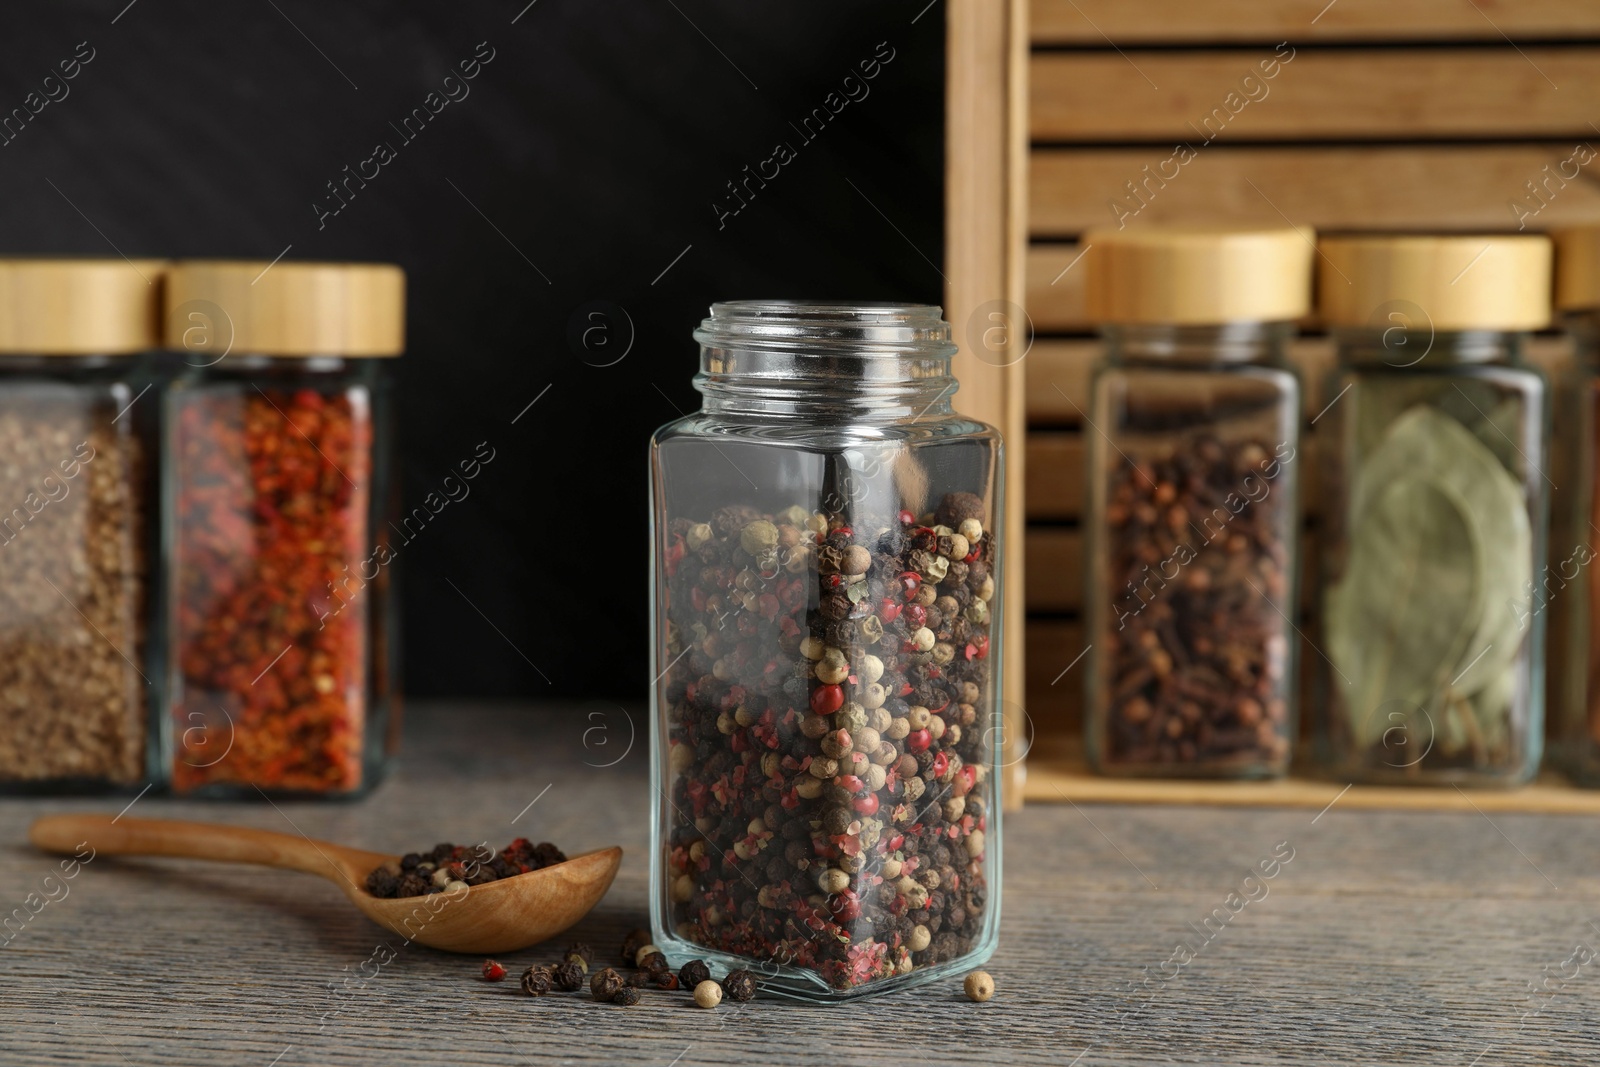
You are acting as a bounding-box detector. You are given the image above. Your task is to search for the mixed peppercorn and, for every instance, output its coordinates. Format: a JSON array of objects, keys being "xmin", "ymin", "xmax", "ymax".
[
  {"xmin": 170, "ymin": 386, "xmax": 374, "ymax": 794},
  {"xmin": 659, "ymin": 495, "xmax": 995, "ymax": 990},
  {"xmin": 364, "ymin": 838, "xmax": 567, "ymax": 898}
]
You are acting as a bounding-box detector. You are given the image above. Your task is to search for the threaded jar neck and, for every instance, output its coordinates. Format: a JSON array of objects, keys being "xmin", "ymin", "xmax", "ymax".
[
  {"xmin": 1332, "ymin": 327, "xmax": 1523, "ymax": 368},
  {"xmin": 1101, "ymin": 321, "xmax": 1294, "ymax": 366},
  {"xmin": 693, "ymin": 301, "xmax": 960, "ymax": 419}
]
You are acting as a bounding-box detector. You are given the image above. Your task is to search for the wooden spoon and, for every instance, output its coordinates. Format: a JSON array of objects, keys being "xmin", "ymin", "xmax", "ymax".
[{"xmin": 30, "ymin": 814, "xmax": 621, "ymax": 954}]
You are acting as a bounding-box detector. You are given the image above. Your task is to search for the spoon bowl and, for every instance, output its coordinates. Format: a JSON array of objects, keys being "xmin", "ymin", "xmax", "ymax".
[{"xmin": 30, "ymin": 814, "xmax": 621, "ymax": 954}]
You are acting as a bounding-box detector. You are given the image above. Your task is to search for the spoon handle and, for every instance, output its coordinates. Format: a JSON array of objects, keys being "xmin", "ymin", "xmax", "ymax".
[{"xmin": 30, "ymin": 814, "xmax": 360, "ymax": 881}]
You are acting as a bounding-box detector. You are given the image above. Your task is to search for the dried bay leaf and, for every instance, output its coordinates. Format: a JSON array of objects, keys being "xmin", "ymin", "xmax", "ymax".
[
  {"xmin": 1352, "ymin": 406, "xmax": 1531, "ymax": 701},
  {"xmin": 1327, "ymin": 476, "xmax": 1483, "ymax": 746}
]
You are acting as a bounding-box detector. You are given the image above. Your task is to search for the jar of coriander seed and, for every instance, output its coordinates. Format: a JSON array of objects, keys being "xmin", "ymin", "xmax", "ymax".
[
  {"xmin": 1081, "ymin": 226, "xmax": 1311, "ymax": 779},
  {"xmin": 650, "ymin": 301, "xmax": 1003, "ymax": 1001},
  {"xmin": 1550, "ymin": 225, "xmax": 1600, "ymax": 786},
  {"xmin": 162, "ymin": 261, "xmax": 403, "ymax": 798},
  {"xmin": 1315, "ymin": 235, "xmax": 1551, "ymax": 786},
  {"xmin": 0, "ymin": 259, "xmax": 163, "ymax": 792}
]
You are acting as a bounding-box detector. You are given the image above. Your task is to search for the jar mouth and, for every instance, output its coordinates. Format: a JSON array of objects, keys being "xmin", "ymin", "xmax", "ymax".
[{"xmin": 696, "ymin": 301, "xmax": 958, "ymax": 359}]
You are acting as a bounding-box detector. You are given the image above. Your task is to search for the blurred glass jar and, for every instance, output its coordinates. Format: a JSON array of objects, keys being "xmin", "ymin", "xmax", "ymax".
[
  {"xmin": 650, "ymin": 301, "xmax": 1003, "ymax": 1000},
  {"xmin": 1315, "ymin": 235, "xmax": 1550, "ymax": 786},
  {"xmin": 0, "ymin": 259, "xmax": 162, "ymax": 791},
  {"xmin": 1550, "ymin": 226, "xmax": 1600, "ymax": 786},
  {"xmin": 163, "ymin": 261, "xmax": 403, "ymax": 797},
  {"xmin": 1081, "ymin": 227, "xmax": 1311, "ymax": 779}
]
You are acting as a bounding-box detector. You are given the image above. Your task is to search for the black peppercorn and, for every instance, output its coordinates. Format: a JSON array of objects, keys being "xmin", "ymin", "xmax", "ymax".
[
  {"xmin": 723, "ymin": 969, "xmax": 758, "ymax": 1002},
  {"xmin": 591, "ymin": 967, "xmax": 624, "ymax": 1002},
  {"xmin": 564, "ymin": 942, "xmax": 594, "ymax": 968},
  {"xmin": 619, "ymin": 928, "xmax": 651, "ymax": 966},
  {"xmin": 679, "ymin": 959, "xmax": 712, "ymax": 989},
  {"xmin": 364, "ymin": 867, "xmax": 398, "ymax": 898},
  {"xmin": 639, "ymin": 951, "xmax": 669, "ymax": 973},
  {"xmin": 625, "ymin": 970, "xmax": 651, "ymax": 988},
  {"xmin": 400, "ymin": 852, "xmax": 422, "ymax": 870},
  {"xmin": 652, "ymin": 971, "xmax": 680, "ymax": 990},
  {"xmin": 614, "ymin": 986, "xmax": 641, "ymax": 1006},
  {"xmin": 521, "ymin": 966, "xmax": 553, "ymax": 996},
  {"xmin": 396, "ymin": 873, "xmax": 429, "ymax": 897},
  {"xmin": 552, "ymin": 961, "xmax": 585, "ymax": 991}
]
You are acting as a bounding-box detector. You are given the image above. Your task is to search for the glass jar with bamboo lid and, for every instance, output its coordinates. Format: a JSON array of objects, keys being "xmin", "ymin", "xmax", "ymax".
[
  {"xmin": 0, "ymin": 258, "xmax": 163, "ymax": 791},
  {"xmin": 1549, "ymin": 225, "xmax": 1600, "ymax": 786},
  {"xmin": 1314, "ymin": 234, "xmax": 1551, "ymax": 786},
  {"xmin": 1081, "ymin": 226, "xmax": 1312, "ymax": 779},
  {"xmin": 163, "ymin": 261, "xmax": 404, "ymax": 797}
]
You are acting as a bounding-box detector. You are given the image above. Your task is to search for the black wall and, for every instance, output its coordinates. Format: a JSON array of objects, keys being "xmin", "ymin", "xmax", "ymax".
[{"xmin": 0, "ymin": 1, "xmax": 945, "ymax": 699}]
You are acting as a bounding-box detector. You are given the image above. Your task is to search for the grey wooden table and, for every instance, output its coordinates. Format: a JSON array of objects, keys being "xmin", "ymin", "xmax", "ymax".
[{"xmin": 3, "ymin": 702, "xmax": 1596, "ymax": 1066}]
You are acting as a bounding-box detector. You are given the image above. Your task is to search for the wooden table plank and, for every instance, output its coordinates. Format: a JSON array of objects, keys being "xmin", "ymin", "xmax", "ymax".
[{"xmin": 5, "ymin": 702, "xmax": 1600, "ymax": 1066}]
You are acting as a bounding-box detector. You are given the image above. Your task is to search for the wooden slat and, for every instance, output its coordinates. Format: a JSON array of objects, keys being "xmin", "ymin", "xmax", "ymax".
[
  {"xmin": 947, "ymin": 0, "xmax": 1029, "ymax": 807},
  {"xmin": 1031, "ymin": 0, "xmax": 1600, "ymax": 45},
  {"xmin": 1030, "ymin": 145, "xmax": 1600, "ymax": 235},
  {"xmin": 1024, "ymin": 526, "xmax": 1081, "ymax": 612},
  {"xmin": 1024, "ymin": 431, "xmax": 1083, "ymax": 520},
  {"xmin": 1023, "ymin": 617, "xmax": 1082, "ymax": 735},
  {"xmin": 1032, "ymin": 48, "xmax": 1600, "ymax": 142},
  {"xmin": 1025, "ymin": 244, "xmax": 1088, "ymax": 333},
  {"xmin": 1022, "ymin": 738, "xmax": 1600, "ymax": 811}
]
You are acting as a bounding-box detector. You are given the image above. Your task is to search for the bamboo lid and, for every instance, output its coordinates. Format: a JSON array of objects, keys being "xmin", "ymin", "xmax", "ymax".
[
  {"xmin": 165, "ymin": 260, "xmax": 405, "ymax": 357},
  {"xmin": 1082, "ymin": 225, "xmax": 1314, "ymax": 326},
  {"xmin": 1318, "ymin": 235, "xmax": 1551, "ymax": 331},
  {"xmin": 1552, "ymin": 226, "xmax": 1600, "ymax": 311},
  {"xmin": 0, "ymin": 258, "xmax": 164, "ymax": 354}
]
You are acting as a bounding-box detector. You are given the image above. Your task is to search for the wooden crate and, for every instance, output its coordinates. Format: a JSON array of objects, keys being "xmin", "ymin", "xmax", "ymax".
[{"xmin": 1005, "ymin": 2, "xmax": 1600, "ymax": 807}]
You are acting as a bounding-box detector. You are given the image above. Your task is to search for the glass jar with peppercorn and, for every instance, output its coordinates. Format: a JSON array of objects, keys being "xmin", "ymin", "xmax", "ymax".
[
  {"xmin": 162, "ymin": 261, "xmax": 403, "ymax": 797},
  {"xmin": 1080, "ymin": 226, "xmax": 1312, "ymax": 779},
  {"xmin": 1315, "ymin": 235, "xmax": 1551, "ymax": 786},
  {"xmin": 0, "ymin": 259, "xmax": 163, "ymax": 792},
  {"xmin": 650, "ymin": 301, "xmax": 1003, "ymax": 1000},
  {"xmin": 1546, "ymin": 226, "xmax": 1600, "ymax": 786}
]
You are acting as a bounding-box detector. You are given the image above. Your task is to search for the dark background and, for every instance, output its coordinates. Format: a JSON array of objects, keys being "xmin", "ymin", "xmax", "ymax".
[{"xmin": 0, "ymin": 0, "xmax": 945, "ymax": 699}]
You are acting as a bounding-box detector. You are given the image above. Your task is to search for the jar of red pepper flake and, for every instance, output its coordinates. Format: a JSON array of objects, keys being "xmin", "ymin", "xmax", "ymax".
[
  {"xmin": 162, "ymin": 261, "xmax": 403, "ymax": 797},
  {"xmin": 650, "ymin": 302, "xmax": 1004, "ymax": 1000},
  {"xmin": 0, "ymin": 259, "xmax": 163, "ymax": 792}
]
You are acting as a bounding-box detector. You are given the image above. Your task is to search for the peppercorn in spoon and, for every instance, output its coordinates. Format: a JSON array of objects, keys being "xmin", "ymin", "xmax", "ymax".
[{"xmin": 29, "ymin": 814, "xmax": 621, "ymax": 954}]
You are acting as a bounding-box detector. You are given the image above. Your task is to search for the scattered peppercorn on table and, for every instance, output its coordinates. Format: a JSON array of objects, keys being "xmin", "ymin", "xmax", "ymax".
[{"xmin": 4, "ymin": 701, "xmax": 1598, "ymax": 1065}]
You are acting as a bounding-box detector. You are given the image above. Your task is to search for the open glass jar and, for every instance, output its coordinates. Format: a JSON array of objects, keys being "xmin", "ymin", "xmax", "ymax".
[
  {"xmin": 162, "ymin": 261, "xmax": 403, "ymax": 797},
  {"xmin": 650, "ymin": 301, "xmax": 1003, "ymax": 1000},
  {"xmin": 1315, "ymin": 235, "xmax": 1551, "ymax": 786},
  {"xmin": 1550, "ymin": 226, "xmax": 1600, "ymax": 786},
  {"xmin": 0, "ymin": 259, "xmax": 162, "ymax": 791},
  {"xmin": 1081, "ymin": 227, "xmax": 1311, "ymax": 779}
]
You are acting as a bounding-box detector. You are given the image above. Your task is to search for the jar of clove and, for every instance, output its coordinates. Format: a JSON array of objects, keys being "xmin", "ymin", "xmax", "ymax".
[
  {"xmin": 1081, "ymin": 227, "xmax": 1311, "ymax": 778},
  {"xmin": 651, "ymin": 301, "xmax": 1003, "ymax": 1000},
  {"xmin": 1548, "ymin": 226, "xmax": 1600, "ymax": 786},
  {"xmin": 0, "ymin": 259, "xmax": 162, "ymax": 791},
  {"xmin": 162, "ymin": 261, "xmax": 403, "ymax": 797},
  {"xmin": 1315, "ymin": 235, "xmax": 1551, "ymax": 786}
]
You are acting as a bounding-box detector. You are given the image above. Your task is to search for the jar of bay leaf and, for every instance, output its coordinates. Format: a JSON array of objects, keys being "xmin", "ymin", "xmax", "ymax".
[
  {"xmin": 1315, "ymin": 235, "xmax": 1551, "ymax": 786},
  {"xmin": 1549, "ymin": 226, "xmax": 1600, "ymax": 786},
  {"xmin": 1082, "ymin": 226, "xmax": 1311, "ymax": 778}
]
